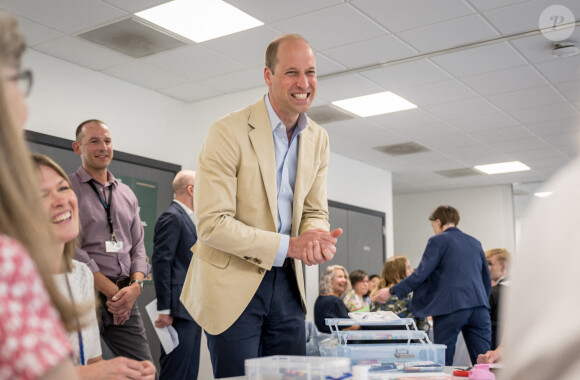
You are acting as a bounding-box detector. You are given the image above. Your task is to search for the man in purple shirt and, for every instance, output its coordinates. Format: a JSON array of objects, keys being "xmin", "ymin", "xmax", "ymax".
[{"xmin": 70, "ymin": 119, "xmax": 154, "ymax": 365}]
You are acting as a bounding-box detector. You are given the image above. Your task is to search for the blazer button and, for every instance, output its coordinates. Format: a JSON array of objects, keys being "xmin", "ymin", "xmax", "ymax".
[
  {"xmin": 253, "ymin": 258, "xmax": 262, "ymax": 264},
  {"xmin": 258, "ymin": 269, "xmax": 265, "ymax": 274},
  {"xmin": 244, "ymin": 256, "xmax": 251, "ymax": 260}
]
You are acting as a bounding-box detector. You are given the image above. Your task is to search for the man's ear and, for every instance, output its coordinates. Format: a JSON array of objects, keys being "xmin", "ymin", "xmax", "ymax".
[
  {"xmin": 72, "ymin": 141, "xmax": 81, "ymax": 155},
  {"xmin": 264, "ymin": 67, "xmax": 272, "ymax": 86}
]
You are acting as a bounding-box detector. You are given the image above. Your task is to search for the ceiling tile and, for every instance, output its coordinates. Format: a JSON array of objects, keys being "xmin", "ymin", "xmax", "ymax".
[
  {"xmin": 534, "ymin": 55, "xmax": 580, "ymax": 84},
  {"xmin": 525, "ymin": 117, "xmax": 580, "ymax": 136},
  {"xmin": 469, "ymin": 0, "xmax": 528, "ymax": 11},
  {"xmin": 103, "ymin": 61, "xmax": 185, "ymax": 90},
  {"xmin": 470, "ymin": 125, "xmax": 536, "ymax": 143},
  {"xmin": 446, "ymin": 145, "xmax": 505, "ymax": 160},
  {"xmin": 425, "ymin": 97, "xmax": 499, "ymax": 120},
  {"xmin": 392, "ymin": 122, "xmax": 460, "ymax": 140},
  {"xmin": 0, "ymin": 0, "xmax": 126, "ymax": 34},
  {"xmin": 556, "ymin": 80, "xmax": 580, "ymax": 104},
  {"xmin": 13, "ymin": 16, "xmax": 63, "ymax": 46},
  {"xmin": 322, "ymin": 35, "xmax": 416, "ymax": 69},
  {"xmin": 143, "ymin": 45, "xmax": 245, "ymax": 81},
  {"xmin": 487, "ymin": 85, "xmax": 566, "ymax": 111},
  {"xmin": 202, "ymin": 26, "xmax": 280, "ymax": 68},
  {"xmin": 490, "ymin": 137, "xmax": 551, "ymax": 154},
  {"xmin": 199, "ymin": 68, "xmax": 265, "ymax": 93},
  {"xmin": 159, "ymin": 82, "xmax": 222, "ymax": 102},
  {"xmin": 317, "ymin": 73, "xmax": 384, "ymax": 102},
  {"xmin": 396, "ymin": 79, "xmax": 478, "ymax": 106},
  {"xmin": 461, "ymin": 66, "xmax": 548, "ymax": 95},
  {"xmin": 225, "ymin": 0, "xmax": 342, "ymax": 23},
  {"xmin": 103, "ymin": 0, "xmax": 171, "ymax": 13},
  {"xmin": 482, "ymin": 0, "xmax": 580, "ymax": 35},
  {"xmin": 509, "ymin": 102, "xmax": 579, "ymax": 124},
  {"xmin": 509, "ymin": 33, "xmax": 569, "ymax": 64},
  {"xmin": 315, "ymin": 53, "xmax": 347, "ymax": 77},
  {"xmin": 449, "ymin": 112, "xmax": 519, "ymax": 132},
  {"xmin": 370, "ymin": 108, "xmax": 442, "ymax": 129},
  {"xmin": 418, "ymin": 132, "xmax": 480, "ymax": 150},
  {"xmin": 34, "ymin": 36, "xmax": 133, "ymax": 70},
  {"xmin": 352, "ymin": 0, "xmax": 474, "ymax": 32},
  {"xmin": 360, "ymin": 59, "xmax": 451, "ymax": 90},
  {"xmin": 398, "ymin": 14, "xmax": 498, "ymax": 53},
  {"xmin": 431, "ymin": 42, "xmax": 527, "ymax": 77},
  {"xmin": 272, "ymin": 4, "xmax": 385, "ymax": 51},
  {"xmin": 542, "ymin": 131, "xmax": 580, "ymax": 148}
]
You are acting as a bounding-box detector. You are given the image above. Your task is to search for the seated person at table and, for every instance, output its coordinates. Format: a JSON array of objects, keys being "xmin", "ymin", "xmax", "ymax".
[
  {"xmin": 314, "ymin": 265, "xmax": 359, "ymax": 333},
  {"xmin": 485, "ymin": 248, "xmax": 511, "ymax": 350},
  {"xmin": 371, "ymin": 255, "xmax": 429, "ymax": 331},
  {"xmin": 343, "ymin": 269, "xmax": 371, "ymax": 312}
]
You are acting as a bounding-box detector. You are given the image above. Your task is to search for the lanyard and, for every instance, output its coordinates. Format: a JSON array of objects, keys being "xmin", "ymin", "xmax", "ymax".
[
  {"xmin": 87, "ymin": 181, "xmax": 116, "ymax": 242},
  {"xmin": 64, "ymin": 273, "xmax": 85, "ymax": 365}
]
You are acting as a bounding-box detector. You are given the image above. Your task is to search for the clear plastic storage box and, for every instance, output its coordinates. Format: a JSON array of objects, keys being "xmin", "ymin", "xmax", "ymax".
[
  {"xmin": 320, "ymin": 317, "xmax": 446, "ymax": 373},
  {"xmin": 245, "ymin": 355, "xmax": 351, "ymax": 380}
]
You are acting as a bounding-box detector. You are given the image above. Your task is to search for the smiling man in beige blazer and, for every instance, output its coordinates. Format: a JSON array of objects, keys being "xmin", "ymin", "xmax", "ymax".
[{"xmin": 181, "ymin": 34, "xmax": 342, "ymax": 378}]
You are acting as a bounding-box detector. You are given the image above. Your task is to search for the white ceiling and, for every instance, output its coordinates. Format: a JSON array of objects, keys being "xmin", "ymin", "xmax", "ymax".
[{"xmin": 2, "ymin": 0, "xmax": 580, "ymax": 214}]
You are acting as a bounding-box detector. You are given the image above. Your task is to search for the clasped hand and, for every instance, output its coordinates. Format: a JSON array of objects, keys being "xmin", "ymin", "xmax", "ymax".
[
  {"xmin": 288, "ymin": 228, "xmax": 343, "ymax": 265},
  {"xmin": 106, "ymin": 286, "xmax": 139, "ymax": 325}
]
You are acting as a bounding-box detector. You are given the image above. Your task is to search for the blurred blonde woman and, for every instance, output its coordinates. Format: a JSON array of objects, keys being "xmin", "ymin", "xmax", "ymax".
[
  {"xmin": 0, "ymin": 12, "xmax": 80, "ymax": 379},
  {"xmin": 314, "ymin": 265, "xmax": 359, "ymax": 333},
  {"xmin": 371, "ymin": 255, "xmax": 428, "ymax": 331}
]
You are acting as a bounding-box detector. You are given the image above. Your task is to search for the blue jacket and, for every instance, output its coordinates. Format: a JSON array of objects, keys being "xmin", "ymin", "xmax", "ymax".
[
  {"xmin": 392, "ymin": 227, "xmax": 491, "ymax": 318},
  {"xmin": 152, "ymin": 202, "xmax": 197, "ymax": 320}
]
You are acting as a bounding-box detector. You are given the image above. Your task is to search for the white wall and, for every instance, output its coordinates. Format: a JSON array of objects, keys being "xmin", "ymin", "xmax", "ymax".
[
  {"xmin": 393, "ymin": 185, "xmax": 516, "ymax": 268},
  {"xmin": 24, "ymin": 50, "xmax": 190, "ymax": 167}
]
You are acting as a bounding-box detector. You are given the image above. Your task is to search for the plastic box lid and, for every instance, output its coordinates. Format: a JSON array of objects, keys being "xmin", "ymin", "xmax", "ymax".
[{"xmin": 245, "ymin": 355, "xmax": 351, "ymax": 380}]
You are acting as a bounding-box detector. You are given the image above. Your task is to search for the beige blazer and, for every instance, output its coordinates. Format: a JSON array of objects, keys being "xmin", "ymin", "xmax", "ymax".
[{"xmin": 180, "ymin": 97, "xmax": 331, "ymax": 335}]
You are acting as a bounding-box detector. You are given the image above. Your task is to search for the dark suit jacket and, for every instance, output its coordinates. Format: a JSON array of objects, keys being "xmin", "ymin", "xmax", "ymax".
[
  {"xmin": 153, "ymin": 201, "xmax": 197, "ymax": 321},
  {"xmin": 393, "ymin": 227, "xmax": 491, "ymax": 319}
]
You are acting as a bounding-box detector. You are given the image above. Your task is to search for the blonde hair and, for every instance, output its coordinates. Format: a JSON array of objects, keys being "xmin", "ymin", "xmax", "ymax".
[
  {"xmin": 319, "ymin": 265, "xmax": 350, "ymax": 297},
  {"xmin": 0, "ymin": 13, "xmax": 80, "ymax": 332},
  {"xmin": 485, "ymin": 248, "xmax": 511, "ymax": 267},
  {"xmin": 380, "ymin": 255, "xmax": 409, "ymax": 288},
  {"xmin": 32, "ymin": 154, "xmax": 78, "ymax": 272}
]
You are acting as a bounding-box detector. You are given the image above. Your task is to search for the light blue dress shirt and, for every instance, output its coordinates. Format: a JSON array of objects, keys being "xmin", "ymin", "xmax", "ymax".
[{"xmin": 264, "ymin": 94, "xmax": 307, "ymax": 267}]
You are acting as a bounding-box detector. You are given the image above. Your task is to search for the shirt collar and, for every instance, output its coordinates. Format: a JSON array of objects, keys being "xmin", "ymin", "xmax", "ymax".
[
  {"xmin": 173, "ymin": 199, "xmax": 195, "ymax": 219},
  {"xmin": 77, "ymin": 165, "xmax": 116, "ymax": 187},
  {"xmin": 264, "ymin": 93, "xmax": 308, "ymax": 133}
]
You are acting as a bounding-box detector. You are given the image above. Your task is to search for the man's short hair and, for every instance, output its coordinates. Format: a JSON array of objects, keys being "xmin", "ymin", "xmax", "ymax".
[
  {"xmin": 75, "ymin": 119, "xmax": 105, "ymax": 142},
  {"xmin": 265, "ymin": 34, "xmax": 310, "ymax": 74},
  {"xmin": 428, "ymin": 205, "xmax": 460, "ymax": 226}
]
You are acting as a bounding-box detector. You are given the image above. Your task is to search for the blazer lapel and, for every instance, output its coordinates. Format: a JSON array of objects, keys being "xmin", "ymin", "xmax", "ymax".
[
  {"xmin": 294, "ymin": 122, "xmax": 314, "ymax": 202},
  {"xmin": 172, "ymin": 202, "xmax": 197, "ymax": 237},
  {"xmin": 248, "ymin": 100, "xmax": 278, "ymax": 227}
]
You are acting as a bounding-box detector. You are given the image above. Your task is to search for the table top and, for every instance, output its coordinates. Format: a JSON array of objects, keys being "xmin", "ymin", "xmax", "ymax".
[{"xmin": 222, "ymin": 366, "xmax": 502, "ymax": 379}]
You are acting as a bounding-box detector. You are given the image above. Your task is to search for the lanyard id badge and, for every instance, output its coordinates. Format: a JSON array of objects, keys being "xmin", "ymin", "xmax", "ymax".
[
  {"xmin": 88, "ymin": 181, "xmax": 123, "ymax": 253},
  {"xmin": 105, "ymin": 237, "xmax": 123, "ymax": 252}
]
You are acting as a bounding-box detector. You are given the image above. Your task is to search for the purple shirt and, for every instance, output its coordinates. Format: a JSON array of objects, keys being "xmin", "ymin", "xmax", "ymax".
[{"xmin": 69, "ymin": 166, "xmax": 150, "ymax": 278}]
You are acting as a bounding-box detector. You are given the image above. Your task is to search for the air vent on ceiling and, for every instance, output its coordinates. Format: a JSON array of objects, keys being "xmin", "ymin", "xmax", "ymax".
[
  {"xmin": 374, "ymin": 142, "xmax": 430, "ymax": 156},
  {"xmin": 78, "ymin": 18, "xmax": 187, "ymax": 58},
  {"xmin": 436, "ymin": 168, "xmax": 481, "ymax": 178},
  {"xmin": 308, "ymin": 105, "xmax": 354, "ymax": 124}
]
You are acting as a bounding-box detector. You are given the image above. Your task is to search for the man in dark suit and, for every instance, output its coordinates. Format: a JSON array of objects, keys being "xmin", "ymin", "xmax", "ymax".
[{"xmin": 152, "ymin": 170, "xmax": 200, "ymax": 380}]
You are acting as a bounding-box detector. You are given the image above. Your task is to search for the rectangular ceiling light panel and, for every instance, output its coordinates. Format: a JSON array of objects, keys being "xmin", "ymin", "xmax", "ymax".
[
  {"xmin": 136, "ymin": 0, "xmax": 263, "ymax": 43},
  {"xmin": 332, "ymin": 91, "xmax": 417, "ymax": 117},
  {"xmin": 474, "ymin": 161, "xmax": 530, "ymax": 174}
]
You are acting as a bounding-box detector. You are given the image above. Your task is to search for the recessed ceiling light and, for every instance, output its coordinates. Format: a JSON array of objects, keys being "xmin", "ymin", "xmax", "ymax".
[
  {"xmin": 552, "ymin": 42, "xmax": 580, "ymax": 58},
  {"xmin": 474, "ymin": 161, "xmax": 531, "ymax": 175},
  {"xmin": 135, "ymin": 0, "xmax": 263, "ymax": 43},
  {"xmin": 534, "ymin": 191, "xmax": 553, "ymax": 198},
  {"xmin": 332, "ymin": 91, "xmax": 417, "ymax": 117}
]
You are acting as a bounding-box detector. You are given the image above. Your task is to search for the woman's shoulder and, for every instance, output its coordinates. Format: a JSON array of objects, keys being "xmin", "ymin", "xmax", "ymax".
[{"xmin": 70, "ymin": 259, "xmax": 94, "ymax": 282}]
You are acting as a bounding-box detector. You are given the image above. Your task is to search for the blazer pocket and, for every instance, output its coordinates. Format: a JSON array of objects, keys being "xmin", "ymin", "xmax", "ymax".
[{"xmin": 195, "ymin": 245, "xmax": 231, "ymax": 269}]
